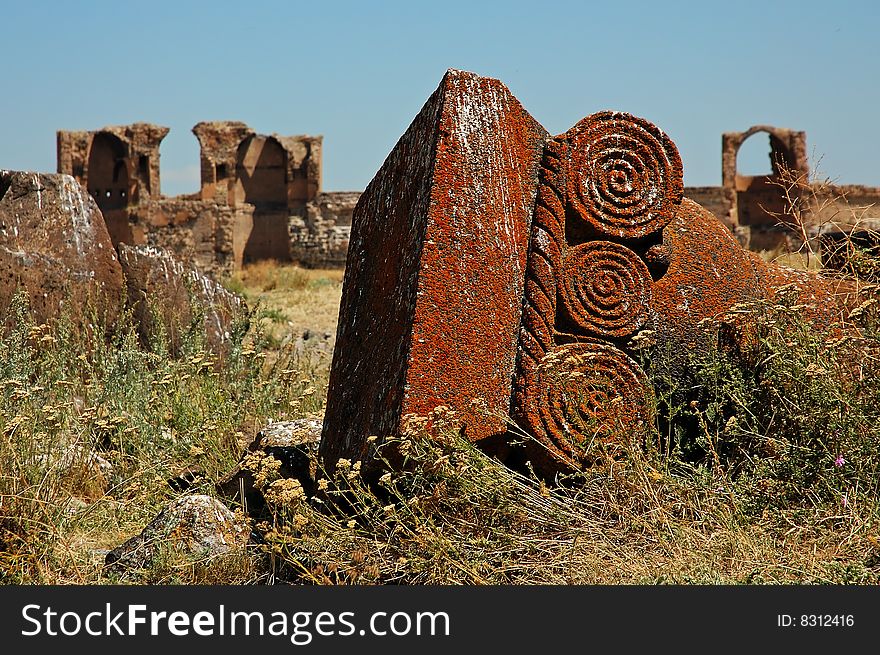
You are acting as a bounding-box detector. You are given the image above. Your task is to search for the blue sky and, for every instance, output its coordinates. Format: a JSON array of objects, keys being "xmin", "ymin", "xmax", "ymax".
[{"xmin": 1, "ymin": 0, "xmax": 877, "ymax": 196}]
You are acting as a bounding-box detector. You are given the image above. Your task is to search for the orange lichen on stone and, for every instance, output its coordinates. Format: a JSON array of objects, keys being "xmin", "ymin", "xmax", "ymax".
[
  {"xmin": 320, "ymin": 69, "xmax": 548, "ymax": 472},
  {"xmin": 513, "ymin": 112, "xmax": 862, "ymax": 475},
  {"xmin": 319, "ymin": 71, "xmax": 866, "ymax": 478},
  {"xmin": 513, "ymin": 111, "xmax": 683, "ymax": 474}
]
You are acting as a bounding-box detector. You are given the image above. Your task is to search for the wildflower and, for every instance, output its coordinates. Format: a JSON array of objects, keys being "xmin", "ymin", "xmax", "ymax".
[
  {"xmin": 835, "ymin": 455, "xmax": 846, "ymax": 468},
  {"xmin": 317, "ymin": 478, "xmax": 329, "ymax": 491},
  {"xmin": 243, "ymin": 451, "xmax": 282, "ymax": 488},
  {"xmin": 347, "ymin": 519, "xmax": 357, "ymax": 529},
  {"xmin": 263, "ymin": 478, "xmax": 305, "ymax": 505},
  {"xmin": 629, "ymin": 329, "xmax": 656, "ymax": 350}
]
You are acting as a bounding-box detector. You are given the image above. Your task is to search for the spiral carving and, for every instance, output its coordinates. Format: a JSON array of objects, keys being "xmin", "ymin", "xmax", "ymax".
[
  {"xmin": 560, "ymin": 241, "xmax": 652, "ymax": 338},
  {"xmin": 527, "ymin": 341, "xmax": 654, "ymax": 468},
  {"xmin": 566, "ymin": 111, "xmax": 683, "ymax": 239}
]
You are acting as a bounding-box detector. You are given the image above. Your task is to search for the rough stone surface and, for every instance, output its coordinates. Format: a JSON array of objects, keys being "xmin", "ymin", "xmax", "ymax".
[
  {"xmin": 288, "ymin": 192, "xmax": 360, "ymax": 268},
  {"xmin": 118, "ymin": 244, "xmax": 245, "ymax": 357},
  {"xmin": 320, "ymin": 69, "xmax": 549, "ymax": 472},
  {"xmin": 105, "ymin": 495, "xmax": 248, "ymax": 574},
  {"xmin": 648, "ymin": 197, "xmax": 768, "ymax": 385},
  {"xmin": 0, "ymin": 170, "xmax": 123, "ymax": 329},
  {"xmin": 513, "ymin": 112, "xmax": 682, "ymax": 473},
  {"xmin": 217, "ymin": 419, "xmax": 322, "ymax": 510},
  {"xmin": 317, "ymin": 75, "xmax": 868, "ymax": 477}
]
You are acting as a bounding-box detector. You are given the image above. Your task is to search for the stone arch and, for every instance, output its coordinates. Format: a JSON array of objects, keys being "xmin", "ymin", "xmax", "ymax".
[
  {"xmin": 721, "ymin": 126, "xmax": 808, "ymax": 247},
  {"xmin": 732, "ymin": 127, "xmax": 798, "ymax": 186},
  {"xmin": 88, "ymin": 131, "xmax": 134, "ymax": 245},
  {"xmin": 235, "ymin": 135, "xmax": 291, "ymax": 263}
]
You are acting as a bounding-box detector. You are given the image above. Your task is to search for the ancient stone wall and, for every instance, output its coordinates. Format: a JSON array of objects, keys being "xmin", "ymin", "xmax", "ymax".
[
  {"xmin": 56, "ymin": 118, "xmax": 880, "ymax": 275},
  {"xmin": 132, "ymin": 198, "xmax": 250, "ymax": 278},
  {"xmin": 288, "ymin": 191, "xmax": 360, "ymax": 268},
  {"xmin": 57, "ymin": 121, "xmax": 345, "ymax": 275}
]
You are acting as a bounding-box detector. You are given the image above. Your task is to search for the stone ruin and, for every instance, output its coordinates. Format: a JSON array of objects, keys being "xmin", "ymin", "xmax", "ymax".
[
  {"xmin": 320, "ymin": 69, "xmax": 864, "ymax": 477},
  {"xmin": 686, "ymin": 125, "xmax": 880, "ymax": 255},
  {"xmin": 56, "ymin": 121, "xmax": 359, "ymax": 275}
]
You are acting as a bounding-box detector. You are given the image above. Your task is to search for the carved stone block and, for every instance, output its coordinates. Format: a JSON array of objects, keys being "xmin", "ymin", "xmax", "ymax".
[{"xmin": 320, "ymin": 69, "xmax": 548, "ymax": 471}]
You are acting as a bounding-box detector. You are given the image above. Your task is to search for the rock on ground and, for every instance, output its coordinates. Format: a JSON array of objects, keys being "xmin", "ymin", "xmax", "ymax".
[
  {"xmin": 105, "ymin": 494, "xmax": 249, "ymax": 574},
  {"xmin": 321, "ymin": 69, "xmax": 548, "ymax": 474},
  {"xmin": 118, "ymin": 244, "xmax": 246, "ymax": 358},
  {"xmin": 217, "ymin": 419, "xmax": 322, "ymax": 511},
  {"xmin": 0, "ymin": 171, "xmax": 123, "ymax": 330}
]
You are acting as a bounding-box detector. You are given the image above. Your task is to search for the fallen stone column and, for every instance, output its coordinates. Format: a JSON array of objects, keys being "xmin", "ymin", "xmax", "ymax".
[
  {"xmin": 320, "ymin": 72, "xmax": 864, "ymax": 479},
  {"xmin": 320, "ymin": 69, "xmax": 548, "ymax": 472}
]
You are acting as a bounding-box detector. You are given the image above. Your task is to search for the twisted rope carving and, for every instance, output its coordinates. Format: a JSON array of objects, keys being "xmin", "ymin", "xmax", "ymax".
[{"xmin": 513, "ymin": 140, "xmax": 566, "ymax": 415}]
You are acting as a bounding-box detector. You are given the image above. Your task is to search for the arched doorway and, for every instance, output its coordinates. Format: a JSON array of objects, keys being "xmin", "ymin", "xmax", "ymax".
[
  {"xmin": 88, "ymin": 132, "xmax": 130, "ymax": 210},
  {"xmin": 728, "ymin": 127, "xmax": 805, "ymax": 250},
  {"xmin": 235, "ymin": 135, "xmax": 287, "ymax": 206},
  {"xmin": 88, "ymin": 132, "xmax": 134, "ymax": 245},
  {"xmin": 235, "ymin": 135, "xmax": 290, "ymax": 263}
]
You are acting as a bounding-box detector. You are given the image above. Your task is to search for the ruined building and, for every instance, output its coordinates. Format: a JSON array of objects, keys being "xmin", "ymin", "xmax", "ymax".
[
  {"xmin": 687, "ymin": 125, "xmax": 880, "ymax": 252},
  {"xmin": 57, "ymin": 122, "xmax": 358, "ymax": 275}
]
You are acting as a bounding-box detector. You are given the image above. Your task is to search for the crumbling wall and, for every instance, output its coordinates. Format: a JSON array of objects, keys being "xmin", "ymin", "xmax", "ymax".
[
  {"xmin": 288, "ymin": 191, "xmax": 360, "ymax": 267},
  {"xmin": 58, "ymin": 123, "xmax": 169, "ymax": 249},
  {"xmin": 720, "ymin": 126, "xmax": 809, "ymax": 250},
  {"xmin": 58, "ymin": 121, "xmax": 341, "ymax": 274},
  {"xmin": 50, "ymin": 118, "xmax": 880, "ymax": 273},
  {"xmin": 133, "ymin": 198, "xmax": 249, "ymax": 278}
]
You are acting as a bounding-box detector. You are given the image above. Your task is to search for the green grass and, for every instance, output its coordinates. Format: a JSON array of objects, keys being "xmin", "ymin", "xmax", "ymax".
[{"xmin": 0, "ymin": 282, "xmax": 328, "ymax": 584}]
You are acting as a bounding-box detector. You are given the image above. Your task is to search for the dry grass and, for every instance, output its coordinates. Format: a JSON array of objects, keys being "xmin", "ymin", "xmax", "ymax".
[
  {"xmin": 225, "ymin": 261, "xmax": 343, "ymax": 348},
  {"xmin": 5, "ymin": 247, "xmax": 880, "ymax": 585}
]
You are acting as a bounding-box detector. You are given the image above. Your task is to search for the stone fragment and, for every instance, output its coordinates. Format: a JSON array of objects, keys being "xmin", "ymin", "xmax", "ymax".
[
  {"xmin": 0, "ymin": 171, "xmax": 123, "ymax": 329},
  {"xmin": 318, "ymin": 73, "xmax": 864, "ymax": 479},
  {"xmin": 320, "ymin": 69, "xmax": 548, "ymax": 471},
  {"xmin": 105, "ymin": 494, "xmax": 249, "ymax": 575},
  {"xmin": 513, "ymin": 112, "xmax": 682, "ymax": 474},
  {"xmin": 217, "ymin": 419, "xmax": 322, "ymax": 511},
  {"xmin": 118, "ymin": 244, "xmax": 246, "ymax": 357}
]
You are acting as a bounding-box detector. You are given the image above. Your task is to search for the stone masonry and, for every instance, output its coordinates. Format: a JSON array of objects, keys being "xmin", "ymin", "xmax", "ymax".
[
  {"xmin": 320, "ymin": 70, "xmax": 866, "ymax": 478},
  {"xmin": 57, "ymin": 122, "xmax": 358, "ymax": 276}
]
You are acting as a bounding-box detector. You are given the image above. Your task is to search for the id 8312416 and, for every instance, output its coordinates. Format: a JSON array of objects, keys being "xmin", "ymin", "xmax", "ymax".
[{"xmin": 777, "ymin": 614, "xmax": 854, "ymax": 628}]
